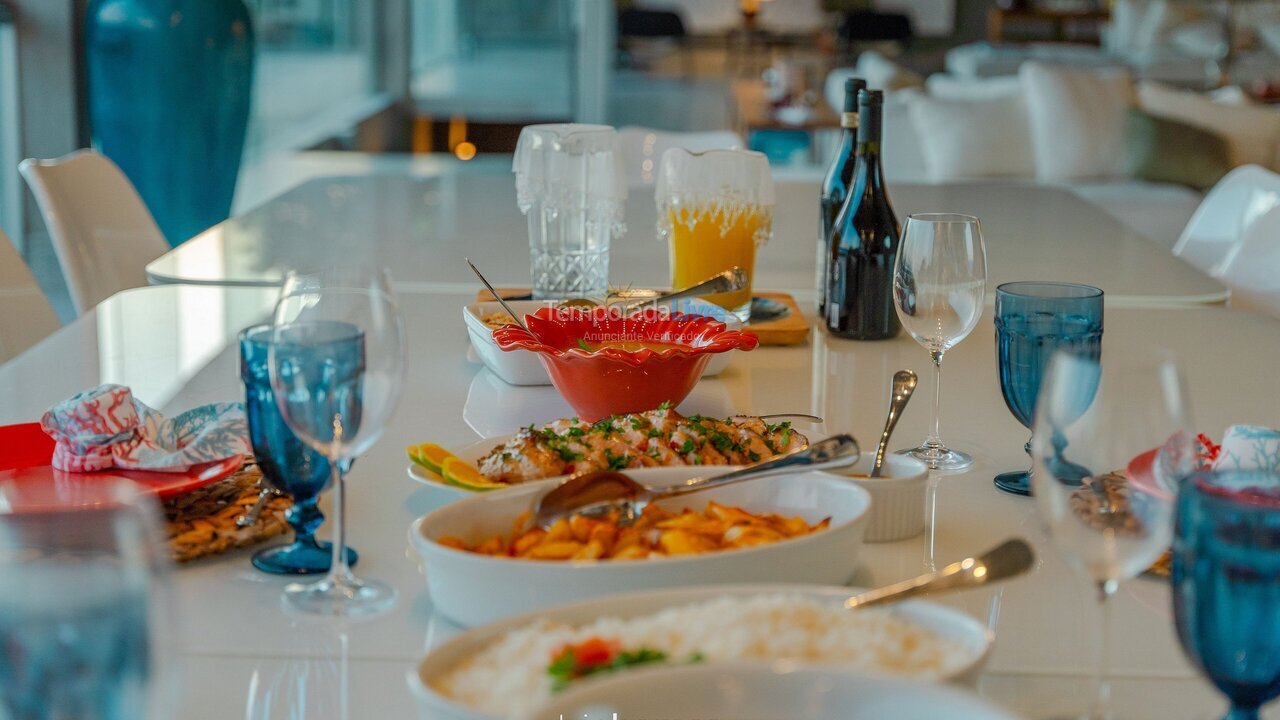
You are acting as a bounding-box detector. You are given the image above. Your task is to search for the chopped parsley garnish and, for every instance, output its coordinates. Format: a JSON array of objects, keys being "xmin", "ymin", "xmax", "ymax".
[
  {"xmin": 708, "ymin": 431, "xmax": 740, "ymax": 454},
  {"xmin": 547, "ymin": 642, "xmax": 669, "ymax": 693},
  {"xmin": 629, "ymin": 417, "xmax": 647, "ymax": 431},
  {"xmin": 678, "ymin": 439, "xmax": 696, "ymax": 454},
  {"xmin": 593, "ymin": 418, "xmax": 617, "ymax": 435},
  {"xmin": 565, "ymin": 427, "xmax": 586, "ymax": 438},
  {"xmin": 657, "ymin": 400, "xmax": 672, "ymax": 411},
  {"xmin": 552, "ymin": 444, "xmax": 582, "ymax": 462},
  {"xmin": 646, "ymin": 427, "xmax": 664, "ymax": 438},
  {"xmin": 748, "ymin": 450, "xmax": 761, "ymax": 462},
  {"xmin": 604, "ymin": 448, "xmax": 631, "ymax": 471}
]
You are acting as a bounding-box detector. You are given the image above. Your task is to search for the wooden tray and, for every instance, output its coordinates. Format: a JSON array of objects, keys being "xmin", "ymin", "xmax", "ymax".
[{"xmin": 474, "ymin": 289, "xmax": 810, "ymax": 347}]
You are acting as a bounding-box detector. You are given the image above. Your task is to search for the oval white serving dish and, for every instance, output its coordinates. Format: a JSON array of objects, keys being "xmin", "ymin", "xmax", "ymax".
[
  {"xmin": 408, "ymin": 468, "xmax": 871, "ymax": 626},
  {"xmin": 405, "ymin": 434, "xmax": 748, "ymax": 503},
  {"xmin": 528, "ymin": 663, "xmax": 1021, "ymax": 720},
  {"xmin": 408, "ymin": 584, "xmax": 996, "ymax": 720},
  {"xmin": 463, "ymin": 300, "xmax": 738, "ymax": 386}
]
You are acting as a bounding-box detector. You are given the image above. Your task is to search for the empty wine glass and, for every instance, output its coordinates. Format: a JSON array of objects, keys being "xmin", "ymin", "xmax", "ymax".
[
  {"xmin": 1032, "ymin": 352, "xmax": 1194, "ymax": 720},
  {"xmin": 995, "ymin": 282, "xmax": 1103, "ymax": 496},
  {"xmin": 1174, "ymin": 470, "xmax": 1280, "ymax": 720},
  {"xmin": 892, "ymin": 213, "xmax": 987, "ymax": 471},
  {"xmin": 0, "ymin": 478, "xmax": 174, "ymax": 719},
  {"xmin": 269, "ymin": 268, "xmax": 406, "ymax": 617}
]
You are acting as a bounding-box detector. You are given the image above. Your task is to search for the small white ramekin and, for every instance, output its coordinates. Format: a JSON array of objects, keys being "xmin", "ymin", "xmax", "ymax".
[{"xmin": 823, "ymin": 453, "xmax": 930, "ymax": 542}]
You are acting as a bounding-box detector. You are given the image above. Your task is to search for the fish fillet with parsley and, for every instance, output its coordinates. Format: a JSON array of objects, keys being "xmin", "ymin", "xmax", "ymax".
[{"xmin": 477, "ymin": 406, "xmax": 807, "ymax": 484}]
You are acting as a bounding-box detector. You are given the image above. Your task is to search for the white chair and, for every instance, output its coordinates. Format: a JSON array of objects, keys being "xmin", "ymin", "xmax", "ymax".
[
  {"xmin": 1173, "ymin": 165, "xmax": 1280, "ymax": 278},
  {"xmin": 616, "ymin": 127, "xmax": 744, "ymax": 188},
  {"xmin": 19, "ymin": 149, "xmax": 169, "ymax": 316},
  {"xmin": 0, "ymin": 229, "xmax": 60, "ymax": 364},
  {"xmin": 1219, "ymin": 204, "xmax": 1280, "ymax": 319}
]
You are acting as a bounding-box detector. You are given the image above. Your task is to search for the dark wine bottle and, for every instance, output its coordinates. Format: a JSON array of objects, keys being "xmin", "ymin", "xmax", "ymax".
[
  {"xmin": 824, "ymin": 89, "xmax": 901, "ymax": 340},
  {"xmin": 816, "ymin": 76, "xmax": 867, "ymax": 318}
]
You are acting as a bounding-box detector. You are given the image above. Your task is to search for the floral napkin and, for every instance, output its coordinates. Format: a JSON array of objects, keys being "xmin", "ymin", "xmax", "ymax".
[
  {"xmin": 1211, "ymin": 425, "xmax": 1280, "ymax": 474},
  {"xmin": 40, "ymin": 384, "xmax": 250, "ymax": 473}
]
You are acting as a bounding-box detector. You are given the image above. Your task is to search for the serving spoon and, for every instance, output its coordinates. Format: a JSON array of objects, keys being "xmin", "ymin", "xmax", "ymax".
[
  {"xmin": 844, "ymin": 538, "xmax": 1035, "ymax": 610},
  {"xmin": 533, "ymin": 434, "xmax": 860, "ymax": 529},
  {"xmin": 466, "ymin": 257, "xmax": 529, "ymax": 332},
  {"xmin": 870, "ymin": 370, "xmax": 918, "ymax": 478},
  {"xmin": 618, "ymin": 267, "xmax": 748, "ymax": 312}
]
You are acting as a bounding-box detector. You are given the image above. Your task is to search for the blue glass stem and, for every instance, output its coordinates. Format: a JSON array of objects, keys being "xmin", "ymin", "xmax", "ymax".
[
  {"xmin": 1225, "ymin": 707, "xmax": 1261, "ymax": 720},
  {"xmin": 286, "ymin": 496, "xmax": 325, "ymax": 552}
]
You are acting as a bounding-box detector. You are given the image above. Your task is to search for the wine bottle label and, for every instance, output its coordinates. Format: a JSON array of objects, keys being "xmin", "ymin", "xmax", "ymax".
[{"xmin": 840, "ymin": 112, "xmax": 859, "ymax": 129}]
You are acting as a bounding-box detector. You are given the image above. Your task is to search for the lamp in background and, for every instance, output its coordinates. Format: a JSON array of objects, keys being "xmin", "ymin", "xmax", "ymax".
[{"xmin": 85, "ymin": 0, "xmax": 255, "ymax": 247}]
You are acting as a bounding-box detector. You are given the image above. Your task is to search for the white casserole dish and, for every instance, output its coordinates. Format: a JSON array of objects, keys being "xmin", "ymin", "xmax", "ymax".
[{"xmin": 408, "ymin": 467, "xmax": 871, "ymax": 626}]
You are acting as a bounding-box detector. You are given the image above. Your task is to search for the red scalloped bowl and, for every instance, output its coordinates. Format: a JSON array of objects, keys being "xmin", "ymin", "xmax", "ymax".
[{"xmin": 493, "ymin": 307, "xmax": 759, "ymax": 421}]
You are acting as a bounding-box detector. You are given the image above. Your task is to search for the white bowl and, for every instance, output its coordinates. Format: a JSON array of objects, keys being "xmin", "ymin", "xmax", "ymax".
[
  {"xmin": 408, "ymin": 468, "xmax": 871, "ymax": 626},
  {"xmin": 463, "ymin": 300, "xmax": 738, "ymax": 386},
  {"xmin": 528, "ymin": 664, "xmax": 1021, "ymax": 720},
  {"xmin": 825, "ymin": 454, "xmax": 930, "ymax": 542},
  {"xmin": 408, "ymin": 584, "xmax": 997, "ymax": 720}
]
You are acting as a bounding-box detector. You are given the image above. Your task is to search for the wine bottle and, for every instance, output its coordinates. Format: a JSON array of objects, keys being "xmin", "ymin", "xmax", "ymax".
[
  {"xmin": 816, "ymin": 76, "xmax": 867, "ymax": 318},
  {"xmin": 824, "ymin": 89, "xmax": 901, "ymax": 340}
]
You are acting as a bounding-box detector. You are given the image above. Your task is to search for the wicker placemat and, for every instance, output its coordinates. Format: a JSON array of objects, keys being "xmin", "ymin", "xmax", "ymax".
[
  {"xmin": 1067, "ymin": 469, "xmax": 1172, "ymax": 578},
  {"xmin": 164, "ymin": 461, "xmax": 292, "ymax": 563}
]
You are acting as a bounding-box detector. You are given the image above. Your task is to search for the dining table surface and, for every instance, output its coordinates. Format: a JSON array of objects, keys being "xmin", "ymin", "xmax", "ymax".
[
  {"xmin": 144, "ymin": 157, "xmax": 1226, "ymax": 307},
  {"xmin": 2, "ymin": 270, "xmax": 1278, "ymax": 718}
]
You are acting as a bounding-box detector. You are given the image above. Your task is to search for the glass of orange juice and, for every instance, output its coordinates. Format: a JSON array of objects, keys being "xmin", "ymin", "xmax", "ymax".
[{"xmin": 656, "ymin": 149, "xmax": 774, "ymax": 323}]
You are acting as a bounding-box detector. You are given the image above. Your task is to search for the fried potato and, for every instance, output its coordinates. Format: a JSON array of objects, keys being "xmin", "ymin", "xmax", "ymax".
[{"xmin": 441, "ymin": 502, "xmax": 832, "ymax": 563}]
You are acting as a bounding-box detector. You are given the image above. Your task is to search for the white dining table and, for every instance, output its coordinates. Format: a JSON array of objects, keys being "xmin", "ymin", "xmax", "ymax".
[
  {"xmin": 145, "ymin": 160, "xmax": 1225, "ymax": 307},
  {"xmin": 1, "ymin": 281, "xmax": 1277, "ymax": 719}
]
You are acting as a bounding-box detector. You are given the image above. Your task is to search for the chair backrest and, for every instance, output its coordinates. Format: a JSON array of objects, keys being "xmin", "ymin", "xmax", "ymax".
[
  {"xmin": 616, "ymin": 127, "xmax": 744, "ymax": 189},
  {"xmin": 0, "ymin": 229, "xmax": 60, "ymax": 364},
  {"xmin": 1219, "ymin": 204, "xmax": 1280, "ymax": 319},
  {"xmin": 1173, "ymin": 165, "xmax": 1280, "ymax": 278},
  {"xmin": 19, "ymin": 149, "xmax": 169, "ymax": 315}
]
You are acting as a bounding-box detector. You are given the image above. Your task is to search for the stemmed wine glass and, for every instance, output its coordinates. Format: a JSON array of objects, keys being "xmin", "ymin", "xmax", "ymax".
[
  {"xmin": 241, "ymin": 324, "xmax": 357, "ymax": 575},
  {"xmin": 1032, "ymin": 352, "xmax": 1194, "ymax": 720},
  {"xmin": 892, "ymin": 213, "xmax": 987, "ymax": 471},
  {"xmin": 268, "ymin": 268, "xmax": 406, "ymax": 617},
  {"xmin": 1174, "ymin": 470, "xmax": 1280, "ymax": 720},
  {"xmin": 995, "ymin": 283, "xmax": 1103, "ymax": 495}
]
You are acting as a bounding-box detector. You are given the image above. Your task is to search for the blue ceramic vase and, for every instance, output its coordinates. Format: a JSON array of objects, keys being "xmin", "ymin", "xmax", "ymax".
[{"xmin": 85, "ymin": 0, "xmax": 254, "ymax": 247}]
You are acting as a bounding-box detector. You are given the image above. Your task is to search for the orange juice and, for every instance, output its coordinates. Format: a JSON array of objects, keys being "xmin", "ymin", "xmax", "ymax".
[{"xmin": 667, "ymin": 203, "xmax": 771, "ymax": 317}]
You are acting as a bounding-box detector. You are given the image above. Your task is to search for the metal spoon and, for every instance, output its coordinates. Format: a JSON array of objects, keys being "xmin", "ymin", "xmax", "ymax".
[
  {"xmin": 533, "ymin": 434, "xmax": 860, "ymax": 529},
  {"xmin": 466, "ymin": 257, "xmax": 529, "ymax": 332},
  {"xmin": 236, "ymin": 486, "xmax": 280, "ymax": 528},
  {"xmin": 844, "ymin": 538, "xmax": 1035, "ymax": 610},
  {"xmin": 619, "ymin": 267, "xmax": 749, "ymax": 312},
  {"xmin": 871, "ymin": 370, "xmax": 919, "ymax": 478}
]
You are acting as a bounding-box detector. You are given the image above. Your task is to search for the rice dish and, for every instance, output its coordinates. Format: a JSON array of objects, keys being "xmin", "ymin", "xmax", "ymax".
[{"xmin": 433, "ymin": 594, "xmax": 972, "ymax": 717}]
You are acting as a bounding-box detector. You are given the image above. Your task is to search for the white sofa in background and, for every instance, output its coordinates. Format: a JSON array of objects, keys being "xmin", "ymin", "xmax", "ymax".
[{"xmin": 826, "ymin": 56, "xmax": 1280, "ymax": 251}]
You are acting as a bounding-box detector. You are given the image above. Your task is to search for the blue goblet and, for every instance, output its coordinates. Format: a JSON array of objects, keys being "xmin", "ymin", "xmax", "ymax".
[
  {"xmin": 1174, "ymin": 471, "xmax": 1280, "ymax": 720},
  {"xmin": 993, "ymin": 282, "xmax": 1102, "ymax": 495},
  {"xmin": 240, "ymin": 324, "xmax": 357, "ymax": 575}
]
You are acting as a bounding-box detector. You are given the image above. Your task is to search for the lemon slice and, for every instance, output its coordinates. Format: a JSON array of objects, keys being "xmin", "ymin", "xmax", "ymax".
[
  {"xmin": 441, "ymin": 457, "xmax": 507, "ymax": 492},
  {"xmin": 407, "ymin": 443, "xmax": 456, "ymax": 475}
]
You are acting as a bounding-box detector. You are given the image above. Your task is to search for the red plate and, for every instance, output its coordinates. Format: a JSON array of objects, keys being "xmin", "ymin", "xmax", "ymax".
[{"xmin": 0, "ymin": 422, "xmax": 244, "ymax": 499}]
